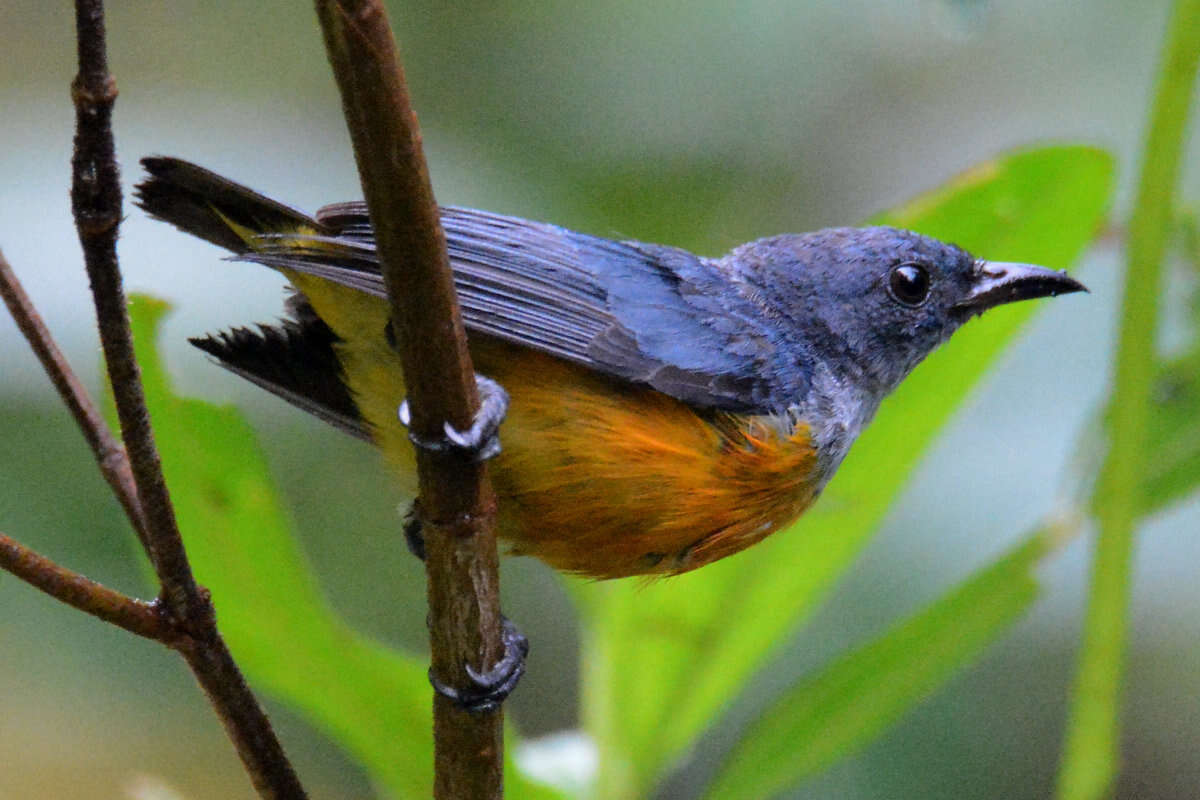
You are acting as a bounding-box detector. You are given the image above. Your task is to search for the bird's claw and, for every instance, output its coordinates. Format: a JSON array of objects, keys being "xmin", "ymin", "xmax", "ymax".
[
  {"xmin": 397, "ymin": 374, "xmax": 509, "ymax": 462},
  {"xmin": 429, "ymin": 617, "xmax": 529, "ymax": 714}
]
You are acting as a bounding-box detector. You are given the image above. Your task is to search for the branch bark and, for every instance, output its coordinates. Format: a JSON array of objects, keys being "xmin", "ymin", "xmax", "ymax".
[
  {"xmin": 0, "ymin": 249, "xmax": 148, "ymax": 545},
  {"xmin": 64, "ymin": 3, "xmax": 310, "ymax": 798},
  {"xmin": 0, "ymin": 530, "xmax": 168, "ymax": 639},
  {"xmin": 3, "ymin": 245, "xmax": 307, "ymax": 799},
  {"xmin": 72, "ymin": 0, "xmax": 201, "ymax": 622},
  {"xmin": 315, "ymin": 2, "xmax": 507, "ymax": 798}
]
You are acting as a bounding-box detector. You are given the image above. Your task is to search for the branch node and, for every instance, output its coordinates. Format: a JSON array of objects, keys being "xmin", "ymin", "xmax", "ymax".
[{"xmin": 70, "ymin": 73, "xmax": 118, "ymax": 106}]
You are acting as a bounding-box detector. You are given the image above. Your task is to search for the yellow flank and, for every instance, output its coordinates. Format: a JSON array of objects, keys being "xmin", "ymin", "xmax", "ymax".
[
  {"xmin": 283, "ymin": 270, "xmax": 419, "ymax": 495},
  {"xmin": 214, "ymin": 208, "xmax": 324, "ymax": 248},
  {"xmin": 283, "ymin": 269, "xmax": 820, "ymax": 579}
]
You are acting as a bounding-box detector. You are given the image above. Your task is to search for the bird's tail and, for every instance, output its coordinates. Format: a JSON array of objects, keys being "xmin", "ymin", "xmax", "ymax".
[
  {"xmin": 136, "ymin": 157, "xmax": 367, "ymax": 440},
  {"xmin": 134, "ymin": 156, "xmax": 328, "ymax": 254}
]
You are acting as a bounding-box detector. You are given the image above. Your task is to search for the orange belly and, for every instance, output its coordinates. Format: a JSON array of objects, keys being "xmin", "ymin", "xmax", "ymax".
[
  {"xmin": 289, "ymin": 271, "xmax": 821, "ymax": 579},
  {"xmin": 477, "ymin": 339, "xmax": 820, "ymax": 578}
]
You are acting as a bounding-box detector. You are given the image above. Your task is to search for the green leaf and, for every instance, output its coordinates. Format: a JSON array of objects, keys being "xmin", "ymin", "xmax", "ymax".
[
  {"xmin": 1136, "ymin": 211, "xmax": 1200, "ymax": 514},
  {"xmin": 123, "ymin": 297, "xmax": 563, "ymax": 800},
  {"xmin": 1057, "ymin": 3, "xmax": 1200, "ymax": 797},
  {"xmin": 1141, "ymin": 352, "xmax": 1200, "ymax": 514},
  {"xmin": 573, "ymin": 144, "xmax": 1115, "ymax": 799},
  {"xmin": 1138, "ymin": 208, "xmax": 1200, "ymax": 513},
  {"xmin": 702, "ymin": 532, "xmax": 1052, "ymax": 800}
]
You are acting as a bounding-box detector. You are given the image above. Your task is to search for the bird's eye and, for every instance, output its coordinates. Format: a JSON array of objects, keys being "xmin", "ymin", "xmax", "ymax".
[{"xmin": 888, "ymin": 263, "xmax": 931, "ymax": 307}]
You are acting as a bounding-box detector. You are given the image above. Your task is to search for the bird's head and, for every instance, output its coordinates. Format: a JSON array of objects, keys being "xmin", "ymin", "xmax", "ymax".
[{"xmin": 726, "ymin": 226, "xmax": 1086, "ymax": 396}]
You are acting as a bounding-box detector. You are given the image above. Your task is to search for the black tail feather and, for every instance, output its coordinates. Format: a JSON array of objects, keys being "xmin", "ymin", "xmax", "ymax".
[
  {"xmin": 135, "ymin": 156, "xmax": 326, "ymax": 253},
  {"xmin": 191, "ymin": 301, "xmax": 368, "ymax": 441}
]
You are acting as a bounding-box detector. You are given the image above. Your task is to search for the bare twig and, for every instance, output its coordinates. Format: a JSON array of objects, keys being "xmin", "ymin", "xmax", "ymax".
[
  {"xmin": 315, "ymin": 2, "xmax": 507, "ymax": 797},
  {"xmin": 72, "ymin": 0, "xmax": 201, "ymax": 621},
  {"xmin": 0, "ymin": 250, "xmax": 149, "ymax": 545},
  {"xmin": 1, "ymin": 251, "xmax": 298, "ymax": 783},
  {"xmin": 0, "ymin": 531, "xmax": 168, "ymax": 639},
  {"xmin": 65, "ymin": 3, "xmax": 309, "ymax": 797}
]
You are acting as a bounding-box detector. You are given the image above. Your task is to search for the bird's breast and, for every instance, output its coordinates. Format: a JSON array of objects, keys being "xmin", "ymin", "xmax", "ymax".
[{"xmin": 475, "ymin": 340, "xmax": 824, "ymax": 578}]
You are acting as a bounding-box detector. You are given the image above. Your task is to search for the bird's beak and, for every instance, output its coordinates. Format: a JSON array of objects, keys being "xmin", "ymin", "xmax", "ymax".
[{"xmin": 955, "ymin": 261, "xmax": 1088, "ymax": 314}]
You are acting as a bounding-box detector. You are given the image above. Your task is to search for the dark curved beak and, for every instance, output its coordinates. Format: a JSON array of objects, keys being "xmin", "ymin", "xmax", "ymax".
[{"xmin": 955, "ymin": 261, "xmax": 1088, "ymax": 314}]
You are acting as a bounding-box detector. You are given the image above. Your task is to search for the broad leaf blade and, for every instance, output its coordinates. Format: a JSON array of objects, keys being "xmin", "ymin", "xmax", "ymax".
[
  {"xmin": 125, "ymin": 297, "xmax": 563, "ymax": 800},
  {"xmin": 574, "ymin": 145, "xmax": 1114, "ymax": 797},
  {"xmin": 701, "ymin": 533, "xmax": 1051, "ymax": 800}
]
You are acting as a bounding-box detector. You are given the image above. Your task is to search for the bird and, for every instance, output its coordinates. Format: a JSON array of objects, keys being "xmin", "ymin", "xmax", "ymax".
[{"xmin": 135, "ymin": 156, "xmax": 1086, "ymax": 581}]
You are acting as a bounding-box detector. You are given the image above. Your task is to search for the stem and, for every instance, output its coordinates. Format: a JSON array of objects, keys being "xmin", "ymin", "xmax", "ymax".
[
  {"xmin": 0, "ymin": 249, "xmax": 148, "ymax": 546},
  {"xmin": 1055, "ymin": 2, "xmax": 1200, "ymax": 798},
  {"xmin": 68, "ymin": 3, "xmax": 309, "ymax": 797},
  {"xmin": 72, "ymin": 0, "xmax": 202, "ymax": 622},
  {"xmin": 314, "ymin": 2, "xmax": 506, "ymax": 797},
  {"xmin": 0, "ymin": 530, "xmax": 167, "ymax": 639}
]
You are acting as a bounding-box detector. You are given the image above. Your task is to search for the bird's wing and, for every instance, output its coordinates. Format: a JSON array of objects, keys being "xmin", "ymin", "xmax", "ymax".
[{"xmin": 245, "ymin": 204, "xmax": 779, "ymax": 411}]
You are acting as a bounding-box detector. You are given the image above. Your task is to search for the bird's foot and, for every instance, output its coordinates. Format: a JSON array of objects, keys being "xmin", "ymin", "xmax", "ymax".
[
  {"xmin": 397, "ymin": 374, "xmax": 509, "ymax": 462},
  {"xmin": 429, "ymin": 616, "xmax": 529, "ymax": 714}
]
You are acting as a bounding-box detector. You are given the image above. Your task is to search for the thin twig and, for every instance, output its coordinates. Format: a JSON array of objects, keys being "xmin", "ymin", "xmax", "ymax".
[
  {"xmin": 0, "ymin": 531, "xmax": 168, "ymax": 639},
  {"xmin": 68, "ymin": 3, "xmax": 309, "ymax": 798},
  {"xmin": 315, "ymin": 2, "xmax": 507, "ymax": 797},
  {"xmin": 72, "ymin": 0, "xmax": 202, "ymax": 621},
  {"xmin": 0, "ymin": 249, "xmax": 149, "ymax": 546}
]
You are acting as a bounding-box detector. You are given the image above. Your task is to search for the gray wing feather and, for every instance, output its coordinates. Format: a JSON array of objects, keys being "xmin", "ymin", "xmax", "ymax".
[{"xmin": 246, "ymin": 205, "xmax": 780, "ymax": 411}]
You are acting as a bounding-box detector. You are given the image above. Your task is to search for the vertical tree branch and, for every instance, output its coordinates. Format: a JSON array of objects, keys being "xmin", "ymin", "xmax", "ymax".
[
  {"xmin": 67, "ymin": 3, "xmax": 310, "ymax": 797},
  {"xmin": 72, "ymin": 0, "xmax": 202, "ymax": 621},
  {"xmin": 314, "ymin": 2, "xmax": 506, "ymax": 798}
]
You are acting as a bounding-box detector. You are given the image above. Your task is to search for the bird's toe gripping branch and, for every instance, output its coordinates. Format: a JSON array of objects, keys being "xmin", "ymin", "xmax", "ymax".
[
  {"xmin": 404, "ymin": 509, "xmax": 530, "ymax": 710},
  {"xmin": 429, "ymin": 616, "xmax": 530, "ymax": 714},
  {"xmin": 399, "ymin": 373, "xmax": 524, "ymax": 711},
  {"xmin": 398, "ymin": 374, "xmax": 509, "ymax": 462}
]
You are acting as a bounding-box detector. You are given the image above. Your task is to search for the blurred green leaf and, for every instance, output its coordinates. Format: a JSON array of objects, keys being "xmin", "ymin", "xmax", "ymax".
[
  {"xmin": 124, "ymin": 296, "xmax": 563, "ymax": 800},
  {"xmin": 1137, "ymin": 210, "xmax": 1200, "ymax": 513},
  {"xmin": 572, "ymin": 144, "xmax": 1114, "ymax": 798},
  {"xmin": 1137, "ymin": 211, "xmax": 1200, "ymax": 516},
  {"xmin": 702, "ymin": 531, "xmax": 1051, "ymax": 800},
  {"xmin": 1058, "ymin": 4, "xmax": 1200, "ymax": 796},
  {"xmin": 1141, "ymin": 352, "xmax": 1200, "ymax": 514},
  {"xmin": 1181, "ymin": 211, "xmax": 1200, "ymax": 273}
]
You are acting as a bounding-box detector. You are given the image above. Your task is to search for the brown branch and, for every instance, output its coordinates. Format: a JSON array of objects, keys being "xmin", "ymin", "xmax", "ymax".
[
  {"xmin": 0, "ymin": 250, "xmax": 149, "ymax": 546},
  {"xmin": 175, "ymin": 632, "xmax": 306, "ymax": 799},
  {"xmin": 72, "ymin": 0, "xmax": 202, "ymax": 621},
  {"xmin": 315, "ymin": 2, "xmax": 506, "ymax": 798},
  {"xmin": 66, "ymin": 3, "xmax": 309, "ymax": 798},
  {"xmin": 0, "ymin": 531, "xmax": 168, "ymax": 639},
  {"xmin": 0, "ymin": 522, "xmax": 304, "ymax": 800}
]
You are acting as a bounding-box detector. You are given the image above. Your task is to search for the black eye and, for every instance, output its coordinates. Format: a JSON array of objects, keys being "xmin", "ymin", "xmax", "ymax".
[{"xmin": 888, "ymin": 263, "xmax": 931, "ymax": 307}]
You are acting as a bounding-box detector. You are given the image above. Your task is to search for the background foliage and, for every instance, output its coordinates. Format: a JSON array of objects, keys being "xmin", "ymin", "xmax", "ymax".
[{"xmin": 1, "ymin": 1, "xmax": 1197, "ymax": 798}]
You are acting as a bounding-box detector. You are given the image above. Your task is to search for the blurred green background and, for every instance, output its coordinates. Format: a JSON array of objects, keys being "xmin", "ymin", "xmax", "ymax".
[{"xmin": 2, "ymin": 1, "xmax": 1198, "ymax": 798}]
